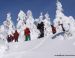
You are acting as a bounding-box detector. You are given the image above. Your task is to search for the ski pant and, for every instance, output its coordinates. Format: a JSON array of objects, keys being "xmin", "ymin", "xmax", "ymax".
[
  {"xmin": 38, "ymin": 29, "xmax": 44, "ymax": 38},
  {"xmin": 25, "ymin": 35, "xmax": 31, "ymax": 41}
]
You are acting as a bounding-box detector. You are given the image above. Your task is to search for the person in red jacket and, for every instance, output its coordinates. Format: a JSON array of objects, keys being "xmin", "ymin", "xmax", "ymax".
[
  {"xmin": 51, "ymin": 25, "xmax": 56, "ymax": 34},
  {"xmin": 13, "ymin": 30, "xmax": 19, "ymax": 42},
  {"xmin": 24, "ymin": 27, "xmax": 31, "ymax": 41}
]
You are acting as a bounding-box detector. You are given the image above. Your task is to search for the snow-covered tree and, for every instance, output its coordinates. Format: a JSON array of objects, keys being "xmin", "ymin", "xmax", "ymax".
[
  {"xmin": 53, "ymin": 0, "xmax": 75, "ymax": 39},
  {"xmin": 17, "ymin": 10, "xmax": 26, "ymax": 22},
  {"xmin": 63, "ymin": 16, "xmax": 75, "ymax": 39},
  {"xmin": 3, "ymin": 13, "xmax": 15, "ymax": 36},
  {"xmin": 34, "ymin": 13, "xmax": 43, "ymax": 26},
  {"xmin": 26, "ymin": 10, "xmax": 40, "ymax": 40},
  {"xmin": 0, "ymin": 13, "xmax": 15, "ymax": 41},
  {"xmin": 26, "ymin": 10, "xmax": 35, "ymax": 27},
  {"xmin": 53, "ymin": 0, "xmax": 65, "ymax": 33},
  {"xmin": 17, "ymin": 10, "xmax": 26, "ymax": 32},
  {"xmin": 43, "ymin": 13, "xmax": 52, "ymax": 36},
  {"xmin": 39, "ymin": 12, "xmax": 43, "ymax": 23},
  {"xmin": 17, "ymin": 10, "xmax": 26, "ymax": 42}
]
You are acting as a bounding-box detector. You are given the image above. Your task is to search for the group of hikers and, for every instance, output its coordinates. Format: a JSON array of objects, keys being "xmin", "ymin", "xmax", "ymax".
[
  {"xmin": 7, "ymin": 20, "xmax": 65, "ymax": 43},
  {"xmin": 7, "ymin": 27, "xmax": 31, "ymax": 42}
]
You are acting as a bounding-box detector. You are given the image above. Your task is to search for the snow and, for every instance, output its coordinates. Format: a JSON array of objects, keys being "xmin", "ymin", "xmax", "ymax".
[
  {"xmin": 44, "ymin": 13, "xmax": 52, "ymax": 36},
  {"xmin": 3, "ymin": 13, "xmax": 15, "ymax": 36},
  {"xmin": 26, "ymin": 10, "xmax": 40, "ymax": 40},
  {"xmin": 0, "ymin": 35, "xmax": 75, "ymax": 58},
  {"xmin": 0, "ymin": 0, "xmax": 75, "ymax": 58},
  {"xmin": 17, "ymin": 10, "xmax": 26, "ymax": 21}
]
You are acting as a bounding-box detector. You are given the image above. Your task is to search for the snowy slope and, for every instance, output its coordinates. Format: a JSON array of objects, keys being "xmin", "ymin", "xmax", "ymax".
[{"xmin": 0, "ymin": 35, "xmax": 75, "ymax": 58}]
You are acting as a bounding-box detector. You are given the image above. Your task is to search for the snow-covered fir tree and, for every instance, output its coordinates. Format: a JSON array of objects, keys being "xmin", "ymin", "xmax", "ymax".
[
  {"xmin": 34, "ymin": 13, "xmax": 44, "ymax": 27},
  {"xmin": 17, "ymin": 10, "xmax": 27, "ymax": 23},
  {"xmin": 38, "ymin": 12, "xmax": 43, "ymax": 23},
  {"xmin": 54, "ymin": 0, "xmax": 75, "ymax": 39},
  {"xmin": 43, "ymin": 13, "xmax": 52, "ymax": 36},
  {"xmin": 17, "ymin": 10, "xmax": 26, "ymax": 42},
  {"xmin": 4, "ymin": 13, "xmax": 15, "ymax": 37},
  {"xmin": 53, "ymin": 0, "xmax": 65, "ymax": 33},
  {"xmin": 17, "ymin": 10, "xmax": 26, "ymax": 32},
  {"xmin": 26, "ymin": 10, "xmax": 40, "ymax": 40}
]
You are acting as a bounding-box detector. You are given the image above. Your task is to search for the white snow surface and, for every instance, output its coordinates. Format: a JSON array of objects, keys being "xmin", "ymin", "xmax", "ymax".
[
  {"xmin": 0, "ymin": 0, "xmax": 75, "ymax": 58},
  {"xmin": 0, "ymin": 35, "xmax": 75, "ymax": 58}
]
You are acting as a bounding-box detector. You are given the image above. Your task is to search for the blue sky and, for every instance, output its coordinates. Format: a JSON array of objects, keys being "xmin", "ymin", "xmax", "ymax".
[{"xmin": 0, "ymin": 0, "xmax": 75, "ymax": 25}]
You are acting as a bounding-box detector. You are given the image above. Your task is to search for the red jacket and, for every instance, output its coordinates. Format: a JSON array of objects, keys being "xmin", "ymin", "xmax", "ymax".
[
  {"xmin": 14, "ymin": 30, "xmax": 19, "ymax": 40},
  {"xmin": 51, "ymin": 25, "xmax": 56, "ymax": 34},
  {"xmin": 24, "ymin": 28, "xmax": 30, "ymax": 36}
]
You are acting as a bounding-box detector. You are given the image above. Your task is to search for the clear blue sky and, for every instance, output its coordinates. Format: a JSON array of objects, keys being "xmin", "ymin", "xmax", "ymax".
[{"xmin": 0, "ymin": 0, "xmax": 75, "ymax": 25}]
